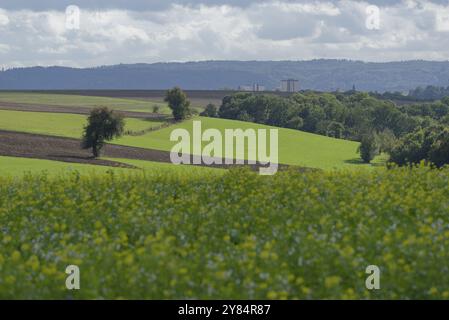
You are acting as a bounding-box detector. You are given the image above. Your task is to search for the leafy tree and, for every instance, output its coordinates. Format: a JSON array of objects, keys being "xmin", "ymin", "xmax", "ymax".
[
  {"xmin": 165, "ymin": 87, "xmax": 191, "ymax": 121},
  {"xmin": 389, "ymin": 125, "xmax": 449, "ymax": 167},
  {"xmin": 429, "ymin": 129, "xmax": 449, "ymax": 167},
  {"xmin": 286, "ymin": 116, "xmax": 304, "ymax": 130},
  {"xmin": 152, "ymin": 105, "xmax": 160, "ymax": 113},
  {"xmin": 376, "ymin": 129, "xmax": 397, "ymax": 154},
  {"xmin": 237, "ymin": 111, "xmax": 253, "ymax": 122},
  {"xmin": 358, "ymin": 134, "xmax": 379, "ymax": 163},
  {"xmin": 200, "ymin": 103, "xmax": 218, "ymax": 117},
  {"xmin": 215, "ymin": 91, "xmax": 448, "ymax": 147},
  {"xmin": 326, "ymin": 121, "xmax": 345, "ymax": 138},
  {"xmin": 82, "ymin": 107, "xmax": 125, "ymax": 158}
]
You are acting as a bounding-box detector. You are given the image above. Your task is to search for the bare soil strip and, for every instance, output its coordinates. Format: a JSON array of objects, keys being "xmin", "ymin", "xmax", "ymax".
[
  {"xmin": 0, "ymin": 130, "xmax": 289, "ymax": 171},
  {"xmin": 0, "ymin": 101, "xmax": 168, "ymax": 120}
]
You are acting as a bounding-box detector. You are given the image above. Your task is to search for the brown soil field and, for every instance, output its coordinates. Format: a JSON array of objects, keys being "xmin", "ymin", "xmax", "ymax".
[
  {"xmin": 0, "ymin": 130, "xmax": 289, "ymax": 171},
  {"xmin": 0, "ymin": 101, "xmax": 168, "ymax": 120}
]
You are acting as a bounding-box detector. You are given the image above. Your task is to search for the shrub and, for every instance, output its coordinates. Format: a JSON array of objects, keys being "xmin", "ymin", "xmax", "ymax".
[
  {"xmin": 200, "ymin": 104, "xmax": 218, "ymax": 118},
  {"xmin": 358, "ymin": 134, "xmax": 379, "ymax": 163}
]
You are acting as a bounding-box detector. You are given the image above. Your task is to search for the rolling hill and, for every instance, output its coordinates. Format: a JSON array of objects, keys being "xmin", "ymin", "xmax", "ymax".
[
  {"xmin": 1, "ymin": 60, "xmax": 449, "ymax": 92},
  {"xmin": 0, "ymin": 106, "xmax": 382, "ymax": 170}
]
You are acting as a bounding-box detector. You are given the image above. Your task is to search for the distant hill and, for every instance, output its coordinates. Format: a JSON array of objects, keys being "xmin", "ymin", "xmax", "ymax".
[{"xmin": 1, "ymin": 60, "xmax": 449, "ymax": 92}]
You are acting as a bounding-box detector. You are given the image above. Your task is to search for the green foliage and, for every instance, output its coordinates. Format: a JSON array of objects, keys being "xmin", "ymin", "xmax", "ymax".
[
  {"xmin": 429, "ymin": 129, "xmax": 449, "ymax": 167},
  {"xmin": 358, "ymin": 134, "xmax": 379, "ymax": 163},
  {"xmin": 164, "ymin": 87, "xmax": 191, "ymax": 121},
  {"xmin": 217, "ymin": 91, "xmax": 435, "ymax": 141},
  {"xmin": 2, "ymin": 167, "xmax": 449, "ymax": 299},
  {"xmin": 152, "ymin": 105, "xmax": 160, "ymax": 113},
  {"xmin": 200, "ymin": 103, "xmax": 219, "ymax": 118},
  {"xmin": 408, "ymin": 85, "xmax": 449, "ymax": 101},
  {"xmin": 389, "ymin": 125, "xmax": 449, "ymax": 167},
  {"xmin": 286, "ymin": 116, "xmax": 304, "ymax": 130},
  {"xmin": 376, "ymin": 129, "xmax": 397, "ymax": 154},
  {"xmin": 325, "ymin": 121, "xmax": 345, "ymax": 139},
  {"xmin": 81, "ymin": 107, "xmax": 125, "ymax": 157}
]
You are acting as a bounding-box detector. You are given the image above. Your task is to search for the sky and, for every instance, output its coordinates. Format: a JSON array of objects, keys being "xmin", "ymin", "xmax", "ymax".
[{"xmin": 0, "ymin": 0, "xmax": 449, "ymax": 68}]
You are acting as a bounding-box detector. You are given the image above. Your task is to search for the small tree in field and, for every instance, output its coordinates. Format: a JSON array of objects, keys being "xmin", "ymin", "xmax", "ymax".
[
  {"xmin": 164, "ymin": 87, "xmax": 191, "ymax": 121},
  {"xmin": 200, "ymin": 103, "xmax": 218, "ymax": 117},
  {"xmin": 152, "ymin": 105, "xmax": 160, "ymax": 114},
  {"xmin": 82, "ymin": 107, "xmax": 125, "ymax": 158},
  {"xmin": 358, "ymin": 134, "xmax": 379, "ymax": 163}
]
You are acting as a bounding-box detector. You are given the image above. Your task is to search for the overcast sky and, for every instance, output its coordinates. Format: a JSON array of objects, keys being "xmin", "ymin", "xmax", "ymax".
[{"xmin": 0, "ymin": 0, "xmax": 449, "ymax": 68}]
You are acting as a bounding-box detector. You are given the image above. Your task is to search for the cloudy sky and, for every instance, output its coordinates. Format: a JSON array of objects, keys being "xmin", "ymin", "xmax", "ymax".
[{"xmin": 0, "ymin": 0, "xmax": 449, "ymax": 68}]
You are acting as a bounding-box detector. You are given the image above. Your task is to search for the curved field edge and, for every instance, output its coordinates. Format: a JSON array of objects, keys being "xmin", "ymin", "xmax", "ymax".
[
  {"xmin": 0, "ymin": 109, "xmax": 385, "ymax": 170},
  {"xmin": 0, "ymin": 166, "xmax": 448, "ymax": 299},
  {"xmin": 114, "ymin": 117, "xmax": 386, "ymax": 169},
  {"xmin": 0, "ymin": 156, "xmax": 224, "ymax": 177}
]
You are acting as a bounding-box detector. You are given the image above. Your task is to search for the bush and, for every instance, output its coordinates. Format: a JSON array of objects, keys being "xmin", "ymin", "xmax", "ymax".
[
  {"xmin": 200, "ymin": 104, "xmax": 218, "ymax": 118},
  {"xmin": 358, "ymin": 134, "xmax": 379, "ymax": 163},
  {"xmin": 389, "ymin": 125, "xmax": 449, "ymax": 167},
  {"xmin": 286, "ymin": 116, "xmax": 304, "ymax": 130}
]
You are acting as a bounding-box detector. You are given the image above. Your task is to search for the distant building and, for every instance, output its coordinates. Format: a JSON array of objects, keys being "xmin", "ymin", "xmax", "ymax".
[
  {"xmin": 280, "ymin": 79, "xmax": 299, "ymax": 92},
  {"xmin": 238, "ymin": 83, "xmax": 265, "ymax": 92}
]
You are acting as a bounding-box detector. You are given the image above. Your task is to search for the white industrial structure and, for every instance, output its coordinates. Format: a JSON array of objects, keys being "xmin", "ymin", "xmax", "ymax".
[
  {"xmin": 280, "ymin": 79, "xmax": 300, "ymax": 92},
  {"xmin": 238, "ymin": 83, "xmax": 265, "ymax": 92}
]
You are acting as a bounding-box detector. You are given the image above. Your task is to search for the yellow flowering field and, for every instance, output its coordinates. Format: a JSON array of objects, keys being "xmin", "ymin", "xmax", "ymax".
[{"xmin": 1, "ymin": 166, "xmax": 449, "ymax": 299}]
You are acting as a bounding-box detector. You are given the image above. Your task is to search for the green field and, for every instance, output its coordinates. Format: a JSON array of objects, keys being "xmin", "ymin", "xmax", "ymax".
[
  {"xmin": 0, "ymin": 156, "xmax": 223, "ymax": 177},
  {"xmin": 116, "ymin": 117, "xmax": 384, "ymax": 169},
  {"xmin": 0, "ymin": 92, "xmax": 166, "ymax": 113},
  {"xmin": 105, "ymin": 158, "xmax": 225, "ymax": 176},
  {"xmin": 0, "ymin": 156, "xmax": 127, "ymax": 176},
  {"xmin": 0, "ymin": 110, "xmax": 163, "ymax": 138},
  {"xmin": 0, "ymin": 93, "xmax": 445, "ymax": 300},
  {"xmin": 0, "ymin": 108, "xmax": 383, "ymax": 169},
  {"xmin": 0, "ymin": 92, "xmax": 204, "ymax": 114},
  {"xmin": 0, "ymin": 166, "xmax": 448, "ymax": 299}
]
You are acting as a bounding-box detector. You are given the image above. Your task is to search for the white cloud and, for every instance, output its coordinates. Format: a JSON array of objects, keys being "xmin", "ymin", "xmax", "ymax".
[
  {"xmin": 0, "ymin": 44, "xmax": 9, "ymax": 53},
  {"xmin": 0, "ymin": 1, "xmax": 449, "ymax": 67},
  {"xmin": 0, "ymin": 8, "xmax": 9, "ymax": 26}
]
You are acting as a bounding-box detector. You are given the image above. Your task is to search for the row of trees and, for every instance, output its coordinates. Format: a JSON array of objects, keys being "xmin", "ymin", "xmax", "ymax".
[
  {"xmin": 216, "ymin": 91, "xmax": 428, "ymax": 140},
  {"xmin": 207, "ymin": 91, "xmax": 449, "ymax": 166}
]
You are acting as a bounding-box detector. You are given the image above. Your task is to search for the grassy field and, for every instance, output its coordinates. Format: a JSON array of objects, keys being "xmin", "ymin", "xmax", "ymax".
[
  {"xmin": 0, "ymin": 166, "xmax": 448, "ymax": 299},
  {"xmin": 105, "ymin": 158, "xmax": 225, "ymax": 176},
  {"xmin": 0, "ymin": 92, "xmax": 166, "ymax": 113},
  {"xmin": 0, "ymin": 92, "xmax": 205, "ymax": 114},
  {"xmin": 115, "ymin": 117, "xmax": 384, "ymax": 169},
  {"xmin": 0, "ymin": 109, "xmax": 383, "ymax": 169},
  {"xmin": 0, "ymin": 156, "xmax": 127, "ymax": 176},
  {"xmin": 0, "ymin": 110, "xmax": 163, "ymax": 138},
  {"xmin": 0, "ymin": 156, "xmax": 223, "ymax": 177}
]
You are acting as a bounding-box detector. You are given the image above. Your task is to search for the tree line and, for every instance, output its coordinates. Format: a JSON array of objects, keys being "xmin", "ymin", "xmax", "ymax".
[{"xmin": 201, "ymin": 91, "xmax": 449, "ymax": 166}]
